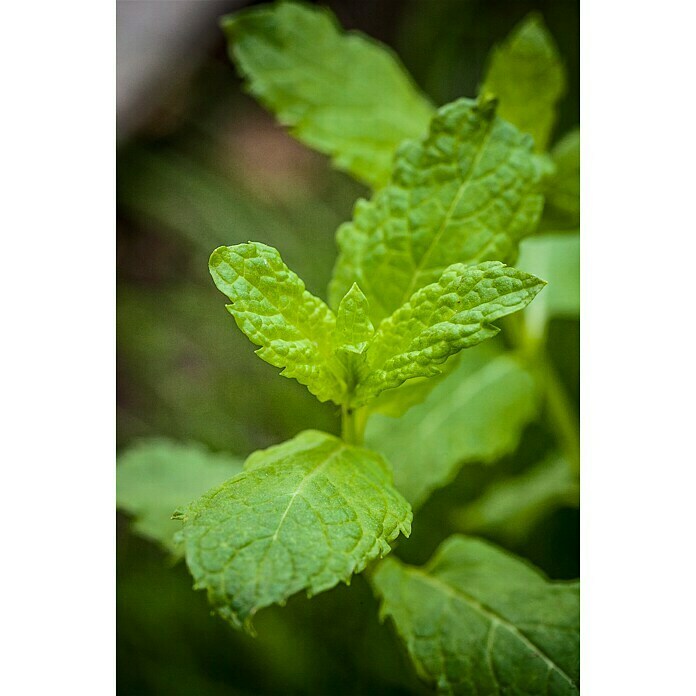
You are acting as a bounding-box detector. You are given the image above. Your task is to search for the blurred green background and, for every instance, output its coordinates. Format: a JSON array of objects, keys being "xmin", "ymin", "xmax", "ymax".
[{"xmin": 117, "ymin": 1, "xmax": 579, "ymax": 693}]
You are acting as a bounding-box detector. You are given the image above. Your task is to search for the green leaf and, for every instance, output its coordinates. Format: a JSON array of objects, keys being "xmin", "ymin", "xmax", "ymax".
[
  {"xmin": 335, "ymin": 282, "xmax": 374, "ymax": 355},
  {"xmin": 329, "ymin": 97, "xmax": 546, "ymax": 324},
  {"xmin": 221, "ymin": 1, "xmax": 434, "ymax": 189},
  {"xmin": 517, "ymin": 232, "xmax": 579, "ymax": 341},
  {"xmin": 366, "ymin": 354, "xmax": 461, "ymax": 419},
  {"xmin": 209, "ymin": 242, "xmax": 346, "ymax": 404},
  {"xmin": 481, "ymin": 13, "xmax": 566, "ymax": 152},
  {"xmin": 354, "ymin": 262, "xmax": 545, "ymax": 406},
  {"xmin": 453, "ymin": 455, "xmax": 579, "ymax": 543},
  {"xmin": 540, "ymin": 128, "xmax": 580, "ymax": 231},
  {"xmin": 176, "ymin": 430, "xmax": 412, "ymax": 631},
  {"xmin": 366, "ymin": 346, "xmax": 538, "ymax": 507},
  {"xmin": 334, "ymin": 283, "xmax": 374, "ymax": 388},
  {"xmin": 116, "ymin": 439, "xmax": 243, "ymax": 553},
  {"xmin": 373, "ymin": 535, "xmax": 579, "ymax": 695}
]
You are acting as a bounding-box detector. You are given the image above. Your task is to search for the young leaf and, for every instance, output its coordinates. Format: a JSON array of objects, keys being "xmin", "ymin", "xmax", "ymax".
[
  {"xmin": 373, "ymin": 535, "xmax": 579, "ymax": 695},
  {"xmin": 481, "ymin": 14, "xmax": 566, "ymax": 152},
  {"xmin": 209, "ymin": 242, "xmax": 346, "ymax": 404},
  {"xmin": 176, "ymin": 430, "xmax": 412, "ymax": 631},
  {"xmin": 354, "ymin": 262, "xmax": 545, "ymax": 405},
  {"xmin": 221, "ymin": 1, "xmax": 434, "ymax": 189},
  {"xmin": 453, "ymin": 455, "xmax": 579, "ymax": 543},
  {"xmin": 116, "ymin": 439, "xmax": 243, "ymax": 554},
  {"xmin": 329, "ymin": 97, "xmax": 546, "ymax": 323},
  {"xmin": 335, "ymin": 282, "xmax": 374, "ymax": 355},
  {"xmin": 333, "ymin": 282, "xmax": 374, "ymax": 388},
  {"xmin": 540, "ymin": 128, "xmax": 580, "ymax": 231},
  {"xmin": 366, "ymin": 346, "xmax": 538, "ymax": 507}
]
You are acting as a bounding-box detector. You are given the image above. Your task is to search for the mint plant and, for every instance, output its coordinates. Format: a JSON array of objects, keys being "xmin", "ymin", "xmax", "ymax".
[{"xmin": 118, "ymin": 3, "xmax": 580, "ymax": 693}]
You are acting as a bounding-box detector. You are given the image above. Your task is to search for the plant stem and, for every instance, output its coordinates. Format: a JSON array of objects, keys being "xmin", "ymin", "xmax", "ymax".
[{"xmin": 341, "ymin": 405, "xmax": 366, "ymax": 446}]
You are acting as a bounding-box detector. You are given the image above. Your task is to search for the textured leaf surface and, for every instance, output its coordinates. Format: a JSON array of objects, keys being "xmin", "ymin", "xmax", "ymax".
[
  {"xmin": 334, "ymin": 283, "xmax": 374, "ymax": 386},
  {"xmin": 116, "ymin": 439, "xmax": 243, "ymax": 553},
  {"xmin": 209, "ymin": 243, "xmax": 346, "ymax": 404},
  {"xmin": 373, "ymin": 536, "xmax": 579, "ymax": 695},
  {"xmin": 335, "ymin": 283, "xmax": 374, "ymax": 355},
  {"xmin": 366, "ymin": 355, "xmax": 460, "ymax": 419},
  {"xmin": 366, "ymin": 346, "xmax": 538, "ymax": 507},
  {"xmin": 329, "ymin": 97, "xmax": 546, "ymax": 323},
  {"xmin": 541, "ymin": 128, "xmax": 580, "ymax": 231},
  {"xmin": 177, "ymin": 430, "xmax": 412, "ymax": 631},
  {"xmin": 481, "ymin": 14, "xmax": 566, "ymax": 151},
  {"xmin": 454, "ymin": 455, "xmax": 579, "ymax": 543},
  {"xmin": 517, "ymin": 232, "xmax": 579, "ymax": 340},
  {"xmin": 222, "ymin": 1, "xmax": 434, "ymax": 189},
  {"xmin": 354, "ymin": 262, "xmax": 545, "ymax": 405}
]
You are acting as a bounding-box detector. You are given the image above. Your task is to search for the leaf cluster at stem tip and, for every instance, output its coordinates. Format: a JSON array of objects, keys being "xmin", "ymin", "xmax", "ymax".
[{"xmin": 209, "ymin": 242, "xmax": 545, "ymax": 415}]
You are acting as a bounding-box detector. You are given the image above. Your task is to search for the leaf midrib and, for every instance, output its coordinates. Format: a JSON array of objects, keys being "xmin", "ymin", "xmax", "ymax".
[
  {"xmin": 398, "ymin": 114, "xmax": 496, "ymax": 307},
  {"xmin": 406, "ymin": 567, "xmax": 578, "ymax": 692},
  {"xmin": 269, "ymin": 442, "xmax": 347, "ymax": 544}
]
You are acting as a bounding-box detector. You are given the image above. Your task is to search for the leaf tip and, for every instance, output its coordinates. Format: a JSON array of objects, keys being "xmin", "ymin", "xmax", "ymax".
[
  {"xmin": 218, "ymin": 13, "xmax": 236, "ymax": 35},
  {"xmin": 208, "ymin": 246, "xmax": 227, "ymax": 271}
]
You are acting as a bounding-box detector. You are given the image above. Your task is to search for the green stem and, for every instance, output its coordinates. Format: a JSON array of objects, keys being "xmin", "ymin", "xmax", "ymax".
[{"xmin": 341, "ymin": 405, "xmax": 367, "ymax": 446}]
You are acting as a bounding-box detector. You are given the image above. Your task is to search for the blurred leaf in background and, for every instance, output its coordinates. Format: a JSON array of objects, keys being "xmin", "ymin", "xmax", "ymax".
[
  {"xmin": 366, "ymin": 343, "xmax": 539, "ymax": 508},
  {"xmin": 116, "ymin": 439, "xmax": 243, "ymax": 553}
]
